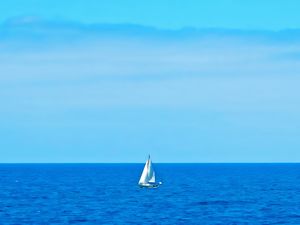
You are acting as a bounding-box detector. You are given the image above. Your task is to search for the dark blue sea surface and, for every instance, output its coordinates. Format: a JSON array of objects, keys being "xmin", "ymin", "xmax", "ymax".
[{"xmin": 0, "ymin": 163, "xmax": 300, "ymax": 224}]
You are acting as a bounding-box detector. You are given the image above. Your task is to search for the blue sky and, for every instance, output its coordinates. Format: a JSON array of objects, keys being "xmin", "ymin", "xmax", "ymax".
[
  {"xmin": 1, "ymin": 1, "xmax": 300, "ymax": 162},
  {"xmin": 1, "ymin": 0, "xmax": 300, "ymax": 30}
]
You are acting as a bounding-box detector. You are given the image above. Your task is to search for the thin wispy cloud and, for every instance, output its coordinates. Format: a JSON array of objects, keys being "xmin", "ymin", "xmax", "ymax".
[{"xmin": 1, "ymin": 18, "xmax": 300, "ymax": 112}]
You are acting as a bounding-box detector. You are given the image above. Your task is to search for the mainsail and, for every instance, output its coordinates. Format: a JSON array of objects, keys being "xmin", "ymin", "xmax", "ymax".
[{"xmin": 138, "ymin": 155, "xmax": 156, "ymax": 184}]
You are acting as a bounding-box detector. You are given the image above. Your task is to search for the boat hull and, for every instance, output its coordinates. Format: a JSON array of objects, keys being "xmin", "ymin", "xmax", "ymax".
[{"xmin": 138, "ymin": 182, "xmax": 162, "ymax": 188}]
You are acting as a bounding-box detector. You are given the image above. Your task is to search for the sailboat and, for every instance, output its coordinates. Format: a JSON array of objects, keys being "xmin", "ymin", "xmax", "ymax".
[{"xmin": 138, "ymin": 155, "xmax": 162, "ymax": 188}]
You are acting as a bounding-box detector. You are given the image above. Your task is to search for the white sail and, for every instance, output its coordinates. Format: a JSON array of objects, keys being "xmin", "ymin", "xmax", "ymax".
[
  {"xmin": 138, "ymin": 159, "xmax": 149, "ymax": 184},
  {"xmin": 147, "ymin": 160, "xmax": 155, "ymax": 183},
  {"xmin": 148, "ymin": 170, "xmax": 155, "ymax": 183},
  {"xmin": 138, "ymin": 156, "xmax": 155, "ymax": 184}
]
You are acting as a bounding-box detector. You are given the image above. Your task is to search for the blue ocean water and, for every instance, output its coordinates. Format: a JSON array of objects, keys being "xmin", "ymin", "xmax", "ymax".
[{"xmin": 0, "ymin": 164, "xmax": 300, "ymax": 224}]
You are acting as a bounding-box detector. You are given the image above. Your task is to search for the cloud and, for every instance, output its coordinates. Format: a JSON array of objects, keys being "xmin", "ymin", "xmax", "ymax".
[
  {"xmin": 1, "ymin": 17, "xmax": 300, "ymax": 114},
  {"xmin": 2, "ymin": 16, "xmax": 300, "ymax": 43},
  {"xmin": 4, "ymin": 16, "xmax": 43, "ymax": 26}
]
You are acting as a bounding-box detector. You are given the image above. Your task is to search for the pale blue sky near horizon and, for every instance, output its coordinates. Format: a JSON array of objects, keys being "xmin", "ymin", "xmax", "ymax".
[{"xmin": 0, "ymin": 1, "xmax": 300, "ymax": 163}]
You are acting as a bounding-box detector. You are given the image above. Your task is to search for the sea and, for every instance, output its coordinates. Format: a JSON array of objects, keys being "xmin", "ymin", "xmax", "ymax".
[{"xmin": 0, "ymin": 163, "xmax": 300, "ymax": 224}]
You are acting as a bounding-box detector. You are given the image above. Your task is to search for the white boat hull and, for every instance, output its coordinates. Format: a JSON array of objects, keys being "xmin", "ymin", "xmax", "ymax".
[{"xmin": 138, "ymin": 182, "xmax": 162, "ymax": 188}]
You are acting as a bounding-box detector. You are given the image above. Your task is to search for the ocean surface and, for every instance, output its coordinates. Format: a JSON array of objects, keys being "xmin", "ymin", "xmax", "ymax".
[{"xmin": 0, "ymin": 163, "xmax": 300, "ymax": 224}]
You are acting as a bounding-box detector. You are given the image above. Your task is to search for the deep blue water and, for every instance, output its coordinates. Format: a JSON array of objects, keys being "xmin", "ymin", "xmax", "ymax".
[{"xmin": 1, "ymin": 164, "xmax": 300, "ymax": 224}]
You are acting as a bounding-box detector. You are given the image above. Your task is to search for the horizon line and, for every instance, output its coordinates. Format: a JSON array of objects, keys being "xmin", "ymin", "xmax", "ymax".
[{"xmin": 0, "ymin": 162, "xmax": 299, "ymax": 164}]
